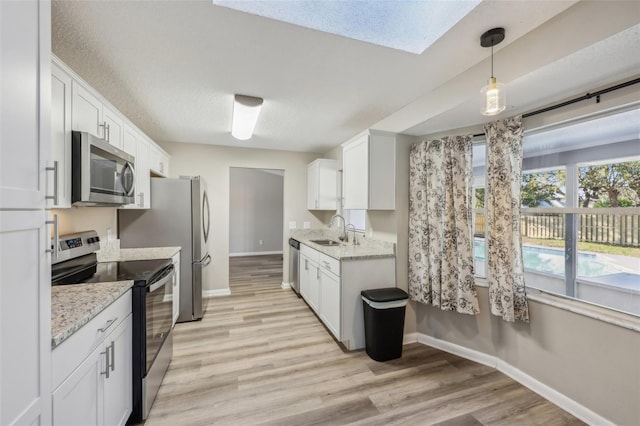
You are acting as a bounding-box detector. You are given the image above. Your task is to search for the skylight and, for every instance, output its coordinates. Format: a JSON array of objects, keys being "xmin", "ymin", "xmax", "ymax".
[{"xmin": 213, "ymin": 0, "xmax": 481, "ymax": 54}]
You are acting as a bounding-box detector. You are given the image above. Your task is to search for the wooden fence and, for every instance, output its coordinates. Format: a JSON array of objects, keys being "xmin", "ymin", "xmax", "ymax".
[{"xmin": 474, "ymin": 213, "xmax": 640, "ymax": 247}]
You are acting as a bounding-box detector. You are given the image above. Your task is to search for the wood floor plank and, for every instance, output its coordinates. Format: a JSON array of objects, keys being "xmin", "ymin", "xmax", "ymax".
[{"xmin": 144, "ymin": 255, "xmax": 585, "ymax": 426}]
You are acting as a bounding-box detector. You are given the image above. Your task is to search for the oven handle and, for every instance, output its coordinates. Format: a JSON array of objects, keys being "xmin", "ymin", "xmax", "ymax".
[{"xmin": 148, "ymin": 268, "xmax": 174, "ymax": 293}]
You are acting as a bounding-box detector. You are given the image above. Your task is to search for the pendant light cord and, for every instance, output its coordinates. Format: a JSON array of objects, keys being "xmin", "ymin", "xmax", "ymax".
[{"xmin": 491, "ymin": 44, "xmax": 494, "ymax": 79}]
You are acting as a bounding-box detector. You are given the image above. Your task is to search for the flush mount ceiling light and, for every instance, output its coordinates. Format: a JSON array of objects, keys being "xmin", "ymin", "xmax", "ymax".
[
  {"xmin": 231, "ymin": 94, "xmax": 263, "ymax": 140},
  {"xmin": 480, "ymin": 27, "xmax": 506, "ymax": 116}
]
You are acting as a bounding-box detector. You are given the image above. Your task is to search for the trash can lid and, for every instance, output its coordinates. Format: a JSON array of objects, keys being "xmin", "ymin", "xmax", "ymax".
[{"xmin": 361, "ymin": 287, "xmax": 408, "ymax": 303}]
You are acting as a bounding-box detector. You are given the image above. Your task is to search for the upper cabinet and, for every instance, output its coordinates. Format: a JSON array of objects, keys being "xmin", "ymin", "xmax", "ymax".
[
  {"xmin": 50, "ymin": 62, "xmax": 72, "ymax": 208},
  {"xmin": 52, "ymin": 56, "xmax": 168, "ymax": 209},
  {"xmin": 149, "ymin": 143, "xmax": 170, "ymax": 178},
  {"xmin": 342, "ymin": 130, "xmax": 396, "ymax": 210},
  {"xmin": 307, "ymin": 159, "xmax": 337, "ymax": 210}
]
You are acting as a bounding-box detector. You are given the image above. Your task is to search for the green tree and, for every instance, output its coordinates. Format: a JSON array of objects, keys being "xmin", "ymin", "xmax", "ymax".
[
  {"xmin": 579, "ymin": 163, "xmax": 633, "ymax": 207},
  {"xmin": 475, "ymin": 188, "xmax": 485, "ymax": 208},
  {"xmin": 618, "ymin": 161, "xmax": 640, "ymax": 206},
  {"xmin": 521, "ymin": 170, "xmax": 566, "ymax": 207}
]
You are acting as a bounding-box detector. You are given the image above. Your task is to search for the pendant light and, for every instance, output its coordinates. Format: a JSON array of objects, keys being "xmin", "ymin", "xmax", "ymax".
[{"xmin": 480, "ymin": 27, "xmax": 506, "ymax": 116}]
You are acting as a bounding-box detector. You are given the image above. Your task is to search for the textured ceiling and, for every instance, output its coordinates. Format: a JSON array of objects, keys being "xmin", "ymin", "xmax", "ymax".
[{"xmin": 51, "ymin": 0, "xmax": 638, "ymax": 153}]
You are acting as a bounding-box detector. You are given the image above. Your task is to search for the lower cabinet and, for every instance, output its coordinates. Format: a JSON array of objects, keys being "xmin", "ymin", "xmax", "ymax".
[
  {"xmin": 52, "ymin": 290, "xmax": 132, "ymax": 426},
  {"xmin": 299, "ymin": 244, "xmax": 395, "ymax": 350}
]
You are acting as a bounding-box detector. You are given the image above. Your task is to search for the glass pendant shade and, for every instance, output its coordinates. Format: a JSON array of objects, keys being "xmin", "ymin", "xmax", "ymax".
[{"xmin": 481, "ymin": 77, "xmax": 506, "ymax": 116}]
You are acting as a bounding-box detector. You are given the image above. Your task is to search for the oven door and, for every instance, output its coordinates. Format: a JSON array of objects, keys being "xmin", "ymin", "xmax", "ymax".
[{"xmin": 145, "ymin": 267, "xmax": 174, "ymax": 374}]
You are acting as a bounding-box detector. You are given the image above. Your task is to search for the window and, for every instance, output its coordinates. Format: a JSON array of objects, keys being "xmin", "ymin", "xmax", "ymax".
[
  {"xmin": 344, "ymin": 209, "xmax": 366, "ymax": 231},
  {"xmin": 473, "ymin": 108, "xmax": 640, "ymax": 316}
]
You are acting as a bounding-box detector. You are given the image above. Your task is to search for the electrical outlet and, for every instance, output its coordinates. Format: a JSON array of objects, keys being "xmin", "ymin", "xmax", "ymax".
[
  {"xmin": 289, "ymin": 221, "xmax": 297, "ymax": 229},
  {"xmin": 303, "ymin": 222, "xmax": 311, "ymax": 229}
]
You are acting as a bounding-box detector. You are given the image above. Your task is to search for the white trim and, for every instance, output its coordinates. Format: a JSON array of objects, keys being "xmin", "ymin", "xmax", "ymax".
[
  {"xmin": 204, "ymin": 289, "xmax": 231, "ymax": 298},
  {"xmin": 402, "ymin": 332, "xmax": 418, "ymax": 345},
  {"xmin": 418, "ymin": 334, "xmax": 496, "ymax": 368},
  {"xmin": 229, "ymin": 251, "xmax": 283, "ymax": 257},
  {"xmin": 281, "ymin": 281, "xmax": 291, "ymax": 290},
  {"xmin": 416, "ymin": 333, "xmax": 614, "ymax": 426}
]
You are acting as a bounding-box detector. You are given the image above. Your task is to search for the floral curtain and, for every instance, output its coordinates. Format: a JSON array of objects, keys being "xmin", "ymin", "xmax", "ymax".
[
  {"xmin": 408, "ymin": 135, "xmax": 479, "ymax": 315},
  {"xmin": 484, "ymin": 116, "xmax": 530, "ymax": 322}
]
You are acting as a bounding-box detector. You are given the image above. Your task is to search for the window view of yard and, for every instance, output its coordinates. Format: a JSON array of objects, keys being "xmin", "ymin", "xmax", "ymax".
[{"xmin": 473, "ymin": 108, "xmax": 640, "ymax": 316}]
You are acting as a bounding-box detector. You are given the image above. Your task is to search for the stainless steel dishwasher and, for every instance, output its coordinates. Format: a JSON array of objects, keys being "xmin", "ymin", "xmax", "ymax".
[{"xmin": 288, "ymin": 238, "xmax": 300, "ymax": 296}]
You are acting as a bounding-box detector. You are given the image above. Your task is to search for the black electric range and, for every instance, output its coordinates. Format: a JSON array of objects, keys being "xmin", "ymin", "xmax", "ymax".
[{"xmin": 51, "ymin": 230, "xmax": 175, "ymax": 424}]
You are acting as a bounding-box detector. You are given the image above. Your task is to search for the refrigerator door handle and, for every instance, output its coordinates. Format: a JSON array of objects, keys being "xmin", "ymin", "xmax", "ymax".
[{"xmin": 199, "ymin": 254, "xmax": 212, "ymax": 268}]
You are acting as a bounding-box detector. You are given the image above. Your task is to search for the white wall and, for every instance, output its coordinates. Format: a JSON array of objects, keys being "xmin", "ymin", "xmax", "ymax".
[
  {"xmin": 163, "ymin": 141, "xmax": 324, "ymax": 291},
  {"xmin": 229, "ymin": 168, "xmax": 284, "ymax": 255}
]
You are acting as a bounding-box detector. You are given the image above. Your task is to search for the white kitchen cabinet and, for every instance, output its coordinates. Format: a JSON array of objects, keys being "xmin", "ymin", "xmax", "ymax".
[
  {"xmin": 72, "ymin": 81, "xmax": 104, "ymax": 139},
  {"xmin": 50, "ymin": 61, "xmax": 73, "ymax": 208},
  {"xmin": 307, "ymin": 159, "xmax": 337, "ymax": 210},
  {"xmin": 172, "ymin": 252, "xmax": 181, "ymax": 325},
  {"xmin": 342, "ymin": 130, "xmax": 396, "ymax": 210},
  {"xmin": 149, "ymin": 143, "xmax": 170, "ymax": 177},
  {"xmin": 319, "ymin": 267, "xmax": 341, "ymax": 338},
  {"xmin": 123, "ymin": 123, "xmax": 138, "ymax": 157},
  {"xmin": 300, "ymin": 253, "xmax": 320, "ymax": 312},
  {"xmin": 103, "ymin": 105, "xmax": 125, "ymax": 150},
  {"xmin": 121, "ymin": 128, "xmax": 151, "ymax": 209},
  {"xmin": 0, "ymin": 1, "xmax": 52, "ymax": 425},
  {"xmin": 299, "ymin": 243, "xmax": 395, "ymax": 350},
  {"xmin": 52, "ymin": 290, "xmax": 132, "ymax": 426}
]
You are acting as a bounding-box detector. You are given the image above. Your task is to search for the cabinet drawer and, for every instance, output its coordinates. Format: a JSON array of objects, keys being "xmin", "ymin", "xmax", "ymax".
[
  {"xmin": 300, "ymin": 244, "xmax": 319, "ymax": 262},
  {"xmin": 52, "ymin": 290, "xmax": 132, "ymax": 389},
  {"xmin": 318, "ymin": 252, "xmax": 340, "ymax": 276}
]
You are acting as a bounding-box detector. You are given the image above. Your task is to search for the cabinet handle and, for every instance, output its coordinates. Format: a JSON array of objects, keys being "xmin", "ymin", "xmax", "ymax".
[
  {"xmin": 316, "ymin": 267, "xmax": 320, "ymax": 280},
  {"xmin": 45, "ymin": 161, "xmax": 59, "ymax": 205},
  {"xmin": 99, "ymin": 122, "xmax": 107, "ymax": 140},
  {"xmin": 139, "ymin": 192, "xmax": 144, "ymax": 208},
  {"xmin": 98, "ymin": 317, "xmax": 118, "ymax": 333},
  {"xmin": 315, "ymin": 200, "xmax": 318, "ymax": 209},
  {"xmin": 106, "ymin": 123, "xmax": 110, "ymax": 142},
  {"xmin": 304, "ymin": 259, "xmax": 308, "ymax": 271},
  {"xmin": 160, "ymin": 162, "xmax": 164, "ymax": 173},
  {"xmin": 101, "ymin": 349, "xmax": 110, "ymax": 379},
  {"xmin": 45, "ymin": 214, "xmax": 59, "ymax": 260},
  {"xmin": 323, "ymin": 260, "xmax": 331, "ymax": 270},
  {"xmin": 109, "ymin": 341, "xmax": 115, "ymax": 372}
]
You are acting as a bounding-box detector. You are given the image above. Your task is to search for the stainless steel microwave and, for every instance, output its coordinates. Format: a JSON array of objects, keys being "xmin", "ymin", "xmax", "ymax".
[{"xmin": 72, "ymin": 131, "xmax": 135, "ymax": 206}]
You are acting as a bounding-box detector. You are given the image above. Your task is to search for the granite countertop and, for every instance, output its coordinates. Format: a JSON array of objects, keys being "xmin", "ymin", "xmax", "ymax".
[
  {"xmin": 291, "ymin": 229, "xmax": 395, "ymax": 260},
  {"xmin": 97, "ymin": 242, "xmax": 181, "ymax": 262},
  {"xmin": 51, "ymin": 281, "xmax": 133, "ymax": 349}
]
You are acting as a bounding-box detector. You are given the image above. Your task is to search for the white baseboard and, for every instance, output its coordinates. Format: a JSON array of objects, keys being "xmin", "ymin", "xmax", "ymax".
[
  {"xmin": 416, "ymin": 332, "xmax": 613, "ymax": 426},
  {"xmin": 281, "ymin": 281, "xmax": 291, "ymax": 290},
  {"xmin": 229, "ymin": 251, "xmax": 283, "ymax": 257},
  {"xmin": 403, "ymin": 332, "xmax": 418, "ymax": 345},
  {"xmin": 204, "ymin": 289, "xmax": 231, "ymax": 298}
]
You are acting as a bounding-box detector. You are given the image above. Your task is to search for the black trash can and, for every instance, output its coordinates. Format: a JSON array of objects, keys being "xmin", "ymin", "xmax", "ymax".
[{"xmin": 361, "ymin": 288, "xmax": 409, "ymax": 361}]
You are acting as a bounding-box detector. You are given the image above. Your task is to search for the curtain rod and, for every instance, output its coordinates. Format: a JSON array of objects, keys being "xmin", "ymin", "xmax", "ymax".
[{"xmin": 472, "ymin": 77, "xmax": 640, "ymax": 138}]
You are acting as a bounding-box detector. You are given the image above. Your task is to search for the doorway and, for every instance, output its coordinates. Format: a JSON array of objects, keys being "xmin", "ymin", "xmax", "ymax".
[{"xmin": 229, "ymin": 167, "xmax": 284, "ymax": 289}]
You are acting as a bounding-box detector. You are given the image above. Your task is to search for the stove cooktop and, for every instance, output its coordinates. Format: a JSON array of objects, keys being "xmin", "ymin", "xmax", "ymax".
[{"xmin": 53, "ymin": 257, "xmax": 173, "ymax": 286}]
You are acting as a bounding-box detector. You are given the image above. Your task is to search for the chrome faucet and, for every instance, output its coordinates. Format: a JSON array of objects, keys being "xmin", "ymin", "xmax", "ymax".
[
  {"xmin": 329, "ymin": 214, "xmax": 346, "ymax": 241},
  {"xmin": 345, "ymin": 224, "xmax": 359, "ymax": 245}
]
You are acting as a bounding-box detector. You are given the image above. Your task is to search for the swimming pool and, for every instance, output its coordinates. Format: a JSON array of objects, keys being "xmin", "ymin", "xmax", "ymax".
[{"xmin": 473, "ymin": 241, "xmax": 622, "ymax": 277}]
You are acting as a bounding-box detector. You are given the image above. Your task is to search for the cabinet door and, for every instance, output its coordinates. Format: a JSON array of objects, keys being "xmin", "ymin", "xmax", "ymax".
[
  {"xmin": 51, "ymin": 62, "xmax": 72, "ymax": 208},
  {"xmin": 317, "ymin": 162, "xmax": 337, "ymax": 210},
  {"xmin": 319, "ymin": 269, "xmax": 341, "ymax": 339},
  {"xmin": 0, "ymin": 0, "xmax": 50, "ymax": 210},
  {"xmin": 52, "ymin": 345, "xmax": 103, "ymax": 426},
  {"xmin": 136, "ymin": 138, "xmax": 151, "ymax": 208},
  {"xmin": 0, "ymin": 211, "xmax": 52, "ymax": 425},
  {"xmin": 122, "ymin": 124, "xmax": 137, "ymax": 157},
  {"xmin": 307, "ymin": 162, "xmax": 319, "ymax": 209},
  {"xmin": 307, "ymin": 261, "xmax": 320, "ymax": 312},
  {"xmin": 299, "ymin": 255, "xmax": 310, "ymax": 301},
  {"xmin": 103, "ymin": 105, "xmax": 124, "ymax": 150},
  {"xmin": 343, "ymin": 137, "xmax": 369, "ymax": 209},
  {"xmin": 72, "ymin": 81, "xmax": 103, "ymax": 138},
  {"xmin": 103, "ymin": 315, "xmax": 133, "ymax": 426},
  {"xmin": 158, "ymin": 152, "xmax": 169, "ymax": 177},
  {"xmin": 172, "ymin": 254, "xmax": 181, "ymax": 325}
]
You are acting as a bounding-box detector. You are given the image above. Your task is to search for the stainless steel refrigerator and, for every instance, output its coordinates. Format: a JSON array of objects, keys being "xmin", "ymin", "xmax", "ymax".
[{"xmin": 118, "ymin": 176, "xmax": 211, "ymax": 322}]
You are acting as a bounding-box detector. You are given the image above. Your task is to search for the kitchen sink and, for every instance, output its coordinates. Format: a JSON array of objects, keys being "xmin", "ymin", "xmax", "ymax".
[{"xmin": 309, "ymin": 239, "xmax": 343, "ymax": 246}]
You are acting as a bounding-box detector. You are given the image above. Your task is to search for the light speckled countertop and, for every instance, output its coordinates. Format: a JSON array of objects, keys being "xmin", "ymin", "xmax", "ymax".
[
  {"xmin": 51, "ymin": 281, "xmax": 133, "ymax": 348},
  {"xmin": 97, "ymin": 243, "xmax": 181, "ymax": 262},
  {"xmin": 291, "ymin": 229, "xmax": 395, "ymax": 260}
]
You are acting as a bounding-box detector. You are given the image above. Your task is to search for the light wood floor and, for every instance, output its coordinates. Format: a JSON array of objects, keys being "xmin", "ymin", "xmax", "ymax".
[{"xmin": 145, "ymin": 255, "xmax": 583, "ymax": 426}]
